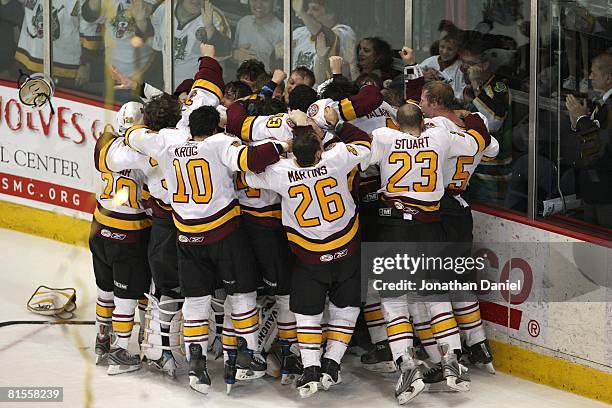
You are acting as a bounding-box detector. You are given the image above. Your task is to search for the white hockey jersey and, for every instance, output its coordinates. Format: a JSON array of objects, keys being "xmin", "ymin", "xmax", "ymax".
[
  {"xmin": 151, "ymin": 3, "xmax": 231, "ymax": 89},
  {"xmin": 125, "ymin": 126, "xmax": 280, "ymax": 243},
  {"xmin": 15, "ymin": 0, "xmax": 82, "ymax": 78},
  {"xmin": 100, "ymin": 0, "xmax": 155, "ymax": 79},
  {"xmin": 419, "ymin": 56, "xmax": 466, "ymax": 100},
  {"xmin": 246, "ymin": 138, "xmax": 370, "ymax": 264},
  {"xmin": 425, "ymin": 115, "xmax": 499, "ymax": 196},
  {"xmin": 93, "ymin": 134, "xmax": 152, "ymax": 237},
  {"xmin": 369, "ymin": 124, "xmax": 486, "ymax": 220}
]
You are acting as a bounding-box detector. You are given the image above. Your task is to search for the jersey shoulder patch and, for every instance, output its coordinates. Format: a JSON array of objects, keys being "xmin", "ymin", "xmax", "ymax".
[{"xmin": 346, "ymin": 145, "xmax": 358, "ymax": 156}]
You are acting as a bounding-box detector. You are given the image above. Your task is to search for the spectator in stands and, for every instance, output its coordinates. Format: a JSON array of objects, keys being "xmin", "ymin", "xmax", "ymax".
[
  {"xmin": 460, "ymin": 40, "xmax": 512, "ymax": 206},
  {"xmin": 356, "ymin": 37, "xmax": 400, "ymax": 82},
  {"xmin": 565, "ymin": 52, "xmax": 612, "ymax": 228},
  {"xmin": 0, "ymin": 0, "xmax": 23, "ymax": 78},
  {"xmin": 292, "ymin": 0, "xmax": 357, "ymax": 81},
  {"xmin": 232, "ymin": 0, "xmax": 283, "ymax": 70},
  {"xmin": 419, "ymin": 35, "xmax": 465, "ymax": 99},
  {"xmin": 151, "ymin": 0, "xmax": 231, "ymax": 90}
]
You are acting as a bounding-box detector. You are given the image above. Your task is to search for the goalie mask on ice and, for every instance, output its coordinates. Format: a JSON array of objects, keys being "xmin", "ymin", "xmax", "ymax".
[
  {"xmin": 17, "ymin": 71, "xmax": 55, "ymax": 115},
  {"xmin": 27, "ymin": 286, "xmax": 76, "ymax": 319}
]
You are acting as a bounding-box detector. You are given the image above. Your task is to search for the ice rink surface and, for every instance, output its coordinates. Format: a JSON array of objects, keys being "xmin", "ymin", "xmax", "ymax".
[{"xmin": 0, "ymin": 227, "xmax": 608, "ymax": 408}]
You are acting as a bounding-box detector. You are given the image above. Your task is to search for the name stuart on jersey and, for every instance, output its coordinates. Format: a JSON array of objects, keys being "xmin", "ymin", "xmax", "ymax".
[
  {"xmin": 394, "ymin": 136, "xmax": 430, "ymax": 150},
  {"xmin": 288, "ymin": 166, "xmax": 328, "ymax": 183}
]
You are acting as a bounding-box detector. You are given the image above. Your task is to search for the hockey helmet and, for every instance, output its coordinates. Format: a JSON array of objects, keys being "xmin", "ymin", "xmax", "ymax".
[
  {"xmin": 306, "ymin": 98, "xmax": 335, "ymax": 130},
  {"xmin": 116, "ymin": 101, "xmax": 144, "ymax": 134},
  {"xmin": 17, "ymin": 70, "xmax": 55, "ymax": 114}
]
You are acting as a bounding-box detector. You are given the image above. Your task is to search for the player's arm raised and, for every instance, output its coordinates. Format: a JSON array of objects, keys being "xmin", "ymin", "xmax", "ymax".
[{"xmin": 400, "ymin": 47, "xmax": 425, "ymax": 103}]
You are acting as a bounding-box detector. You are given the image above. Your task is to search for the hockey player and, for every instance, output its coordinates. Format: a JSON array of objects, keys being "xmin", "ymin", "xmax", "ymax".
[
  {"xmin": 310, "ymin": 58, "xmax": 397, "ymax": 372},
  {"xmin": 420, "ymin": 80, "xmax": 499, "ymax": 375},
  {"xmin": 245, "ymin": 107, "xmax": 371, "ymax": 397},
  {"xmin": 403, "ymin": 46, "xmax": 500, "ymax": 375},
  {"xmin": 124, "ymin": 101, "xmax": 289, "ymax": 394},
  {"xmin": 90, "ymin": 115, "xmax": 153, "ymax": 375},
  {"xmin": 367, "ymin": 101, "xmax": 492, "ymax": 404},
  {"xmin": 226, "ymin": 99, "xmax": 312, "ymax": 385}
]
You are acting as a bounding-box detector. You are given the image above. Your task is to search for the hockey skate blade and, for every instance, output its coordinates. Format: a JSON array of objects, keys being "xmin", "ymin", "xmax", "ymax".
[
  {"xmin": 107, "ymin": 363, "xmax": 141, "ymax": 375},
  {"xmin": 236, "ymin": 368, "xmax": 266, "ymax": 381},
  {"xmin": 281, "ymin": 373, "xmax": 298, "ymax": 385},
  {"xmin": 189, "ymin": 376, "xmax": 210, "ymax": 395},
  {"xmin": 320, "ymin": 373, "xmax": 342, "ymax": 390},
  {"xmin": 424, "ymin": 381, "xmax": 458, "ymax": 393},
  {"xmin": 298, "ymin": 381, "xmax": 319, "ymax": 398},
  {"xmin": 480, "ymin": 362, "xmax": 496, "ymax": 374},
  {"xmin": 397, "ymin": 378, "xmax": 425, "ymax": 405},
  {"xmin": 362, "ymin": 360, "xmax": 396, "ymax": 373},
  {"xmin": 226, "ymin": 383, "xmax": 233, "ymax": 395},
  {"xmin": 446, "ymin": 376, "xmax": 470, "ymax": 392}
]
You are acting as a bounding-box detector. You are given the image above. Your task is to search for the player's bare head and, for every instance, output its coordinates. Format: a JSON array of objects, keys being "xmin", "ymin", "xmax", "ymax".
[
  {"xmin": 237, "ymin": 59, "xmax": 267, "ymax": 90},
  {"xmin": 420, "ymin": 81, "xmax": 455, "ymax": 116},
  {"xmin": 143, "ymin": 94, "xmax": 182, "ymax": 131},
  {"xmin": 321, "ymin": 79, "xmax": 359, "ymax": 101},
  {"xmin": 293, "ymin": 128, "xmax": 323, "ymax": 167},
  {"xmin": 223, "ymin": 81, "xmax": 252, "ymax": 107},
  {"xmin": 397, "ymin": 103, "xmax": 424, "ymax": 131},
  {"xmin": 288, "ymin": 85, "xmax": 318, "ymax": 113},
  {"xmin": 290, "ymin": 67, "xmax": 316, "ymax": 88},
  {"xmin": 189, "ymin": 106, "xmax": 220, "ymax": 138},
  {"xmin": 355, "ymin": 72, "xmax": 383, "ymax": 89}
]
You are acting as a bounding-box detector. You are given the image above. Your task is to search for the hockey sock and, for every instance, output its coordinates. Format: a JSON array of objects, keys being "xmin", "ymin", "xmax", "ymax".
[
  {"xmin": 112, "ymin": 297, "xmax": 138, "ymax": 350},
  {"xmin": 137, "ymin": 298, "xmax": 148, "ymax": 328},
  {"xmin": 408, "ymin": 302, "xmax": 441, "ymax": 364},
  {"xmin": 222, "ymin": 301, "xmax": 237, "ymax": 362},
  {"xmin": 452, "ymin": 300, "xmax": 486, "ymax": 347},
  {"xmin": 96, "ymin": 287, "xmax": 114, "ymax": 336},
  {"xmin": 427, "ymin": 300, "xmax": 461, "ymax": 352},
  {"xmin": 381, "ymin": 295, "xmax": 414, "ymax": 362},
  {"xmin": 323, "ymin": 303, "xmax": 359, "ymax": 364},
  {"xmin": 182, "ymin": 295, "xmax": 211, "ymax": 361},
  {"xmin": 276, "ymin": 295, "xmax": 297, "ymax": 345},
  {"xmin": 295, "ymin": 312, "xmax": 324, "ymax": 367},
  {"xmin": 363, "ymin": 286, "xmax": 387, "ymax": 344},
  {"xmin": 228, "ymin": 291, "xmax": 259, "ymax": 351}
]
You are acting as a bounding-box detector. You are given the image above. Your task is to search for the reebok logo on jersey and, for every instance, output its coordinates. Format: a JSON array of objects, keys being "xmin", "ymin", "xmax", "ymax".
[
  {"xmin": 320, "ymin": 249, "xmax": 349, "ymax": 262},
  {"xmin": 178, "ymin": 235, "xmax": 205, "ymax": 243},
  {"xmin": 100, "ymin": 229, "xmax": 127, "ymax": 241},
  {"xmin": 320, "ymin": 254, "xmax": 334, "ymax": 262}
]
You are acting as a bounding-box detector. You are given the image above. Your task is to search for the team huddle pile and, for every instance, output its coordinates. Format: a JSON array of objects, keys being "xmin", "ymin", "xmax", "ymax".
[{"xmin": 90, "ymin": 43, "xmax": 499, "ymax": 404}]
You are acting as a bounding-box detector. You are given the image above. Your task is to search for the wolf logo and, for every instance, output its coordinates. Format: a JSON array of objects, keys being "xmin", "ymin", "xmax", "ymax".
[
  {"xmin": 28, "ymin": 4, "xmax": 64, "ymax": 40},
  {"xmin": 110, "ymin": 4, "xmax": 135, "ymax": 39},
  {"xmin": 174, "ymin": 36, "xmax": 188, "ymax": 61}
]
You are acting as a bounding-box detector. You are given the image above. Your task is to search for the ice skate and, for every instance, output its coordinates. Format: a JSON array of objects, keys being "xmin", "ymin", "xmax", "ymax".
[
  {"xmin": 360, "ymin": 340, "xmax": 395, "ymax": 373},
  {"xmin": 188, "ymin": 344, "xmax": 211, "ymax": 394},
  {"xmin": 236, "ymin": 341, "xmax": 267, "ymax": 381},
  {"xmin": 94, "ymin": 333, "xmax": 110, "ymax": 365},
  {"xmin": 394, "ymin": 350, "xmax": 425, "ymax": 405},
  {"xmin": 296, "ymin": 365, "xmax": 321, "ymax": 398},
  {"xmin": 320, "ymin": 358, "xmax": 342, "ymax": 390},
  {"xmin": 422, "ymin": 363, "xmax": 450, "ymax": 392},
  {"xmin": 225, "ymin": 349, "xmax": 238, "ymax": 394},
  {"xmin": 440, "ymin": 344, "xmax": 470, "ymax": 392},
  {"xmin": 147, "ymin": 349, "xmax": 178, "ymax": 378},
  {"xmin": 107, "ymin": 347, "xmax": 141, "ymax": 375},
  {"xmin": 467, "ymin": 340, "xmax": 495, "ymax": 374},
  {"xmin": 280, "ymin": 342, "xmax": 303, "ymax": 385}
]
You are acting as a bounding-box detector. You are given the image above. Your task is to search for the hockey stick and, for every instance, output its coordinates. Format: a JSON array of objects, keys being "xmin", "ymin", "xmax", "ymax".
[{"xmin": 0, "ymin": 320, "xmax": 95, "ymax": 328}]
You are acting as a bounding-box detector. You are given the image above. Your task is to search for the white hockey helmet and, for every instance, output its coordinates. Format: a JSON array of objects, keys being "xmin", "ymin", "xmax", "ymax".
[
  {"xmin": 116, "ymin": 101, "xmax": 144, "ymax": 134},
  {"xmin": 306, "ymin": 98, "xmax": 335, "ymax": 130},
  {"xmin": 17, "ymin": 71, "xmax": 55, "ymax": 113}
]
